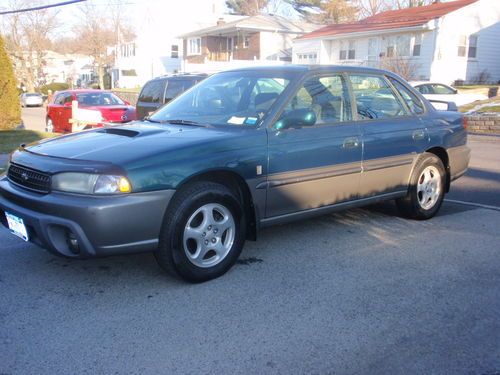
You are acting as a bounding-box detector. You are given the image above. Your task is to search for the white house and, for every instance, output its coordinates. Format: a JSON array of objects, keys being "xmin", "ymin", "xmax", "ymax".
[
  {"xmin": 292, "ymin": 0, "xmax": 500, "ymax": 84},
  {"xmin": 42, "ymin": 51, "xmax": 94, "ymax": 87},
  {"xmin": 111, "ymin": 0, "xmax": 241, "ymax": 88}
]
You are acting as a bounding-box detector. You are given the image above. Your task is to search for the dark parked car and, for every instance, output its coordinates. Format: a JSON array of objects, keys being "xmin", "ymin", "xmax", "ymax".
[
  {"xmin": 136, "ymin": 73, "xmax": 207, "ymax": 120},
  {"xmin": 0, "ymin": 66, "xmax": 470, "ymax": 282}
]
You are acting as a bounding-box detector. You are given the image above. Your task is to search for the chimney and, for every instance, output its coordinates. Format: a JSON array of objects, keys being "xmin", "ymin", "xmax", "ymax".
[{"xmin": 217, "ymin": 18, "xmax": 225, "ymax": 26}]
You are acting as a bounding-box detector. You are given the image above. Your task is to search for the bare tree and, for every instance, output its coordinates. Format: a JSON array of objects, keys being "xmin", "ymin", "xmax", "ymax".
[
  {"xmin": 379, "ymin": 54, "xmax": 420, "ymax": 81},
  {"xmin": 1, "ymin": 0, "xmax": 59, "ymax": 92},
  {"xmin": 226, "ymin": 0, "xmax": 269, "ymax": 15},
  {"xmin": 355, "ymin": 0, "xmax": 389, "ymax": 17},
  {"xmin": 286, "ymin": 0, "xmax": 358, "ymax": 23}
]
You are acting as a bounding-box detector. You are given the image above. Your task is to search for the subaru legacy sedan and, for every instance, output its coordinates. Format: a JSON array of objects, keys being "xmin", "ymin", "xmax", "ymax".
[{"xmin": 0, "ymin": 66, "xmax": 470, "ymax": 282}]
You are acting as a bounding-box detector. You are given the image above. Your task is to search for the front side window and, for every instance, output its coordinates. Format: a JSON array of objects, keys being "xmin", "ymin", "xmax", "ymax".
[
  {"xmin": 149, "ymin": 72, "xmax": 292, "ymax": 127},
  {"xmin": 349, "ymin": 75, "xmax": 406, "ymax": 119},
  {"xmin": 281, "ymin": 75, "xmax": 352, "ymax": 125},
  {"xmin": 188, "ymin": 38, "xmax": 201, "ymax": 55},
  {"xmin": 389, "ymin": 77, "xmax": 425, "ymax": 115}
]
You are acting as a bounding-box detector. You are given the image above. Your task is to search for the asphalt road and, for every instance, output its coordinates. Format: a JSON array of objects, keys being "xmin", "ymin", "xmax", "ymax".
[{"xmin": 1, "ymin": 111, "xmax": 498, "ymax": 374}]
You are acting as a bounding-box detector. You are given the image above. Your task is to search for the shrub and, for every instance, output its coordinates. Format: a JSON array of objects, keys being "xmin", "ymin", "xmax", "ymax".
[
  {"xmin": 38, "ymin": 82, "xmax": 70, "ymax": 95},
  {"xmin": 0, "ymin": 35, "xmax": 21, "ymax": 130}
]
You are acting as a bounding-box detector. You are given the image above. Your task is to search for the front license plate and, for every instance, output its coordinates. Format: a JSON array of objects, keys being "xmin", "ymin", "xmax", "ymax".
[{"xmin": 5, "ymin": 212, "xmax": 29, "ymax": 242}]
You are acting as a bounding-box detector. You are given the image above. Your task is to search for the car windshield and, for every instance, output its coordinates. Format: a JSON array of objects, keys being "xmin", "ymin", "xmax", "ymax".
[
  {"xmin": 75, "ymin": 92, "xmax": 125, "ymax": 106},
  {"xmin": 149, "ymin": 71, "xmax": 293, "ymax": 126}
]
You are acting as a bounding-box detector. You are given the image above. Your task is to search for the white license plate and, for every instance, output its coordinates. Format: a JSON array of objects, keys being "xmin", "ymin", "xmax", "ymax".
[{"xmin": 5, "ymin": 212, "xmax": 29, "ymax": 242}]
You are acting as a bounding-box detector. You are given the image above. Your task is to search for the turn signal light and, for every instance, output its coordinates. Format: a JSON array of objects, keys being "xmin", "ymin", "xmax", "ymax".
[{"xmin": 118, "ymin": 177, "xmax": 131, "ymax": 193}]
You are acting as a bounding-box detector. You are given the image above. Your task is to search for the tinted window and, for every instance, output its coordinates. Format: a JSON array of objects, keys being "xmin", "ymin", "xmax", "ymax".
[
  {"xmin": 349, "ymin": 75, "xmax": 406, "ymax": 119},
  {"xmin": 165, "ymin": 80, "xmax": 187, "ymax": 101},
  {"xmin": 389, "ymin": 77, "xmax": 425, "ymax": 115},
  {"xmin": 282, "ymin": 75, "xmax": 351, "ymax": 124},
  {"xmin": 140, "ymin": 80, "xmax": 166, "ymax": 103},
  {"xmin": 63, "ymin": 94, "xmax": 73, "ymax": 104}
]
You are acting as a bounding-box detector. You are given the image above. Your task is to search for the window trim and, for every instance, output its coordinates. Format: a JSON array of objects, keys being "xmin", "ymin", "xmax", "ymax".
[
  {"xmin": 187, "ymin": 37, "xmax": 201, "ymax": 56},
  {"xmin": 386, "ymin": 75, "xmax": 427, "ymax": 117},
  {"xmin": 468, "ymin": 35, "xmax": 478, "ymax": 59}
]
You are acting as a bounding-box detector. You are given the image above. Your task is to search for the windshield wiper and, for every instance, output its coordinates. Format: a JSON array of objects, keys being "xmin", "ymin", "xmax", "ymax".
[{"xmin": 162, "ymin": 119, "xmax": 211, "ymax": 128}]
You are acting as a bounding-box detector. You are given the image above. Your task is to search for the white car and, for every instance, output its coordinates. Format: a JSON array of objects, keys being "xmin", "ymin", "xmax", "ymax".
[
  {"xmin": 410, "ymin": 82, "xmax": 488, "ymax": 110},
  {"xmin": 20, "ymin": 93, "xmax": 44, "ymax": 107}
]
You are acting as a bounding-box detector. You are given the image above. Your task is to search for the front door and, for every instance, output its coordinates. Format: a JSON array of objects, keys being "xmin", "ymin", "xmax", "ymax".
[
  {"xmin": 266, "ymin": 74, "xmax": 362, "ymax": 218},
  {"xmin": 348, "ymin": 74, "xmax": 429, "ymax": 197}
]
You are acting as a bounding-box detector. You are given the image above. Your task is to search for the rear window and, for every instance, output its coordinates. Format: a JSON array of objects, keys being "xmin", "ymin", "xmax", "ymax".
[{"xmin": 139, "ymin": 80, "xmax": 166, "ymax": 103}]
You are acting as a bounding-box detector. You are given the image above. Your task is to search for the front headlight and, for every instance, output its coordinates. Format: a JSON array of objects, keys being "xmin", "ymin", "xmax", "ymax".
[{"xmin": 52, "ymin": 173, "xmax": 131, "ymax": 194}]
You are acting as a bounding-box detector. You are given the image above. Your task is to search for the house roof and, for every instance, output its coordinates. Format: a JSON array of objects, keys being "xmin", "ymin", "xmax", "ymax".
[
  {"xmin": 300, "ymin": 0, "xmax": 479, "ymax": 40},
  {"xmin": 180, "ymin": 14, "xmax": 320, "ymax": 38}
]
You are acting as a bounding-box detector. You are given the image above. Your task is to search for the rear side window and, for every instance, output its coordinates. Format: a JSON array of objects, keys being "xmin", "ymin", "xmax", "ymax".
[
  {"xmin": 349, "ymin": 75, "xmax": 406, "ymax": 119},
  {"xmin": 388, "ymin": 77, "xmax": 425, "ymax": 115},
  {"xmin": 139, "ymin": 80, "xmax": 165, "ymax": 103}
]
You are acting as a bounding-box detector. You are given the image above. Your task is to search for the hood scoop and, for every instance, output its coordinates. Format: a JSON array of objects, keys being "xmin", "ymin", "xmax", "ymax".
[{"xmin": 97, "ymin": 128, "xmax": 139, "ymax": 137}]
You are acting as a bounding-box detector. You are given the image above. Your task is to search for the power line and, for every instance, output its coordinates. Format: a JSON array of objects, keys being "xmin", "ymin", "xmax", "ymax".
[{"xmin": 0, "ymin": 0, "xmax": 87, "ymax": 15}]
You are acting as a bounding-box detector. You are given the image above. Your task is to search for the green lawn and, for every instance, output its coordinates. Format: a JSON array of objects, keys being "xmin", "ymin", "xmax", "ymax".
[
  {"xmin": 456, "ymin": 85, "xmax": 498, "ymax": 90},
  {"xmin": 0, "ymin": 130, "xmax": 59, "ymax": 154},
  {"xmin": 459, "ymin": 96, "xmax": 500, "ymax": 113}
]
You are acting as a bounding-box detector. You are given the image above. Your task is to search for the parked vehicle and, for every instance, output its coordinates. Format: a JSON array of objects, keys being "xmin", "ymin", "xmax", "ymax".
[
  {"xmin": 411, "ymin": 82, "xmax": 488, "ymax": 109},
  {"xmin": 45, "ymin": 89, "xmax": 136, "ymax": 133},
  {"xmin": 20, "ymin": 93, "xmax": 43, "ymax": 107},
  {"xmin": 0, "ymin": 66, "xmax": 470, "ymax": 282},
  {"xmin": 136, "ymin": 73, "xmax": 207, "ymax": 120}
]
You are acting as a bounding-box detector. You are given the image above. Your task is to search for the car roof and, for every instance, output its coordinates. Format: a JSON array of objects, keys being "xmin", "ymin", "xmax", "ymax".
[
  {"xmin": 220, "ymin": 64, "xmax": 392, "ymax": 76},
  {"xmin": 149, "ymin": 73, "xmax": 208, "ymax": 82}
]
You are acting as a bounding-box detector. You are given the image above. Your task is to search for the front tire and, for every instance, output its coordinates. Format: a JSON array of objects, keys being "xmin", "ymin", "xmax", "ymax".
[
  {"xmin": 155, "ymin": 181, "xmax": 246, "ymax": 283},
  {"xmin": 397, "ymin": 152, "xmax": 446, "ymax": 220}
]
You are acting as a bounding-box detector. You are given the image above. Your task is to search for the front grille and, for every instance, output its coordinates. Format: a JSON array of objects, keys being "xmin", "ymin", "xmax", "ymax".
[{"xmin": 8, "ymin": 164, "xmax": 51, "ymax": 194}]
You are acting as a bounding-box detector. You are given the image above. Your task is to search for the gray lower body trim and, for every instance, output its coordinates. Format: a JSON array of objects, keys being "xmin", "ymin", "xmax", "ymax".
[{"xmin": 260, "ymin": 191, "xmax": 407, "ymax": 227}]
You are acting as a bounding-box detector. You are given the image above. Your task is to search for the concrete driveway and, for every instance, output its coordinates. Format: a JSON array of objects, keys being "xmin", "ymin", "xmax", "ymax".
[{"xmin": 21, "ymin": 106, "xmax": 46, "ymax": 132}]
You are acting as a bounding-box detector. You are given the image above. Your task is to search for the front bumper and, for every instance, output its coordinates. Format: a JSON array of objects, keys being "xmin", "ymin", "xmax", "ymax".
[{"xmin": 0, "ymin": 177, "xmax": 174, "ymax": 258}]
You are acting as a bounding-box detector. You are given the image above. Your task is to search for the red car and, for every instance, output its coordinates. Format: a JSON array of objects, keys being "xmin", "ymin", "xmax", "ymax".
[{"xmin": 45, "ymin": 89, "xmax": 136, "ymax": 133}]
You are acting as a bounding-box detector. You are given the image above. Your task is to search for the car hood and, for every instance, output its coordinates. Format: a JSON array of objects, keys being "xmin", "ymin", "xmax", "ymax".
[{"xmin": 20, "ymin": 122, "xmax": 247, "ymax": 165}]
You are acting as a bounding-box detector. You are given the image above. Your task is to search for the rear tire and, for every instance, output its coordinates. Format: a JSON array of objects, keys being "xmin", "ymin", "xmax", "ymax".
[
  {"xmin": 396, "ymin": 152, "xmax": 446, "ymax": 220},
  {"xmin": 155, "ymin": 181, "xmax": 246, "ymax": 283}
]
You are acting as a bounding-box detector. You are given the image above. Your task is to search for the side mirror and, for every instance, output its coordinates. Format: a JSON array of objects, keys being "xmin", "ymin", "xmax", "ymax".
[
  {"xmin": 428, "ymin": 100, "xmax": 458, "ymax": 112},
  {"xmin": 124, "ymin": 100, "xmax": 130, "ymax": 106},
  {"xmin": 275, "ymin": 109, "xmax": 316, "ymax": 130}
]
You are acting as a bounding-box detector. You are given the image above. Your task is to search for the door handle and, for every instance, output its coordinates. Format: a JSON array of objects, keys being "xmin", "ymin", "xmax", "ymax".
[
  {"xmin": 412, "ymin": 130, "xmax": 425, "ymax": 140},
  {"xmin": 343, "ymin": 137, "xmax": 360, "ymax": 149}
]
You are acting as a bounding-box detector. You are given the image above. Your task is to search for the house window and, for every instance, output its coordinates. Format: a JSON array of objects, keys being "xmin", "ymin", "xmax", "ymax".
[
  {"xmin": 188, "ymin": 38, "xmax": 201, "ymax": 55},
  {"xmin": 413, "ymin": 34, "xmax": 422, "ymax": 57},
  {"xmin": 227, "ymin": 37, "xmax": 233, "ymax": 51},
  {"xmin": 339, "ymin": 41, "xmax": 355, "ymax": 60},
  {"xmin": 120, "ymin": 43, "xmax": 136, "ymax": 58},
  {"xmin": 243, "ymin": 35, "xmax": 250, "ymax": 49},
  {"xmin": 171, "ymin": 45, "xmax": 179, "ymax": 58},
  {"xmin": 458, "ymin": 35, "xmax": 467, "ymax": 57},
  {"xmin": 468, "ymin": 35, "xmax": 478, "ymax": 58},
  {"xmin": 297, "ymin": 53, "xmax": 317, "ymax": 64}
]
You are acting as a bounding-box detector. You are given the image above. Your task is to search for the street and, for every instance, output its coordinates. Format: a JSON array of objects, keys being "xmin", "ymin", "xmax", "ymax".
[{"xmin": 1, "ymin": 110, "xmax": 499, "ymax": 374}]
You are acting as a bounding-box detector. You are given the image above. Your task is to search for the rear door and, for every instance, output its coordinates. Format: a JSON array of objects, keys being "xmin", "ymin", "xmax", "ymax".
[
  {"xmin": 136, "ymin": 79, "xmax": 166, "ymax": 119},
  {"xmin": 349, "ymin": 74, "xmax": 429, "ymax": 197},
  {"xmin": 266, "ymin": 73, "xmax": 362, "ymax": 217}
]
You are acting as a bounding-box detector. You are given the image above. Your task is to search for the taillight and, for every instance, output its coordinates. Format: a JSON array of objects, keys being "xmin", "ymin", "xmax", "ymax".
[{"xmin": 463, "ymin": 116, "xmax": 468, "ymax": 129}]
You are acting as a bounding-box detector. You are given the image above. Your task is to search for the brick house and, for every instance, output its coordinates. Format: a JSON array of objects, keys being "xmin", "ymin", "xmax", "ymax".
[{"xmin": 180, "ymin": 14, "xmax": 320, "ymax": 72}]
